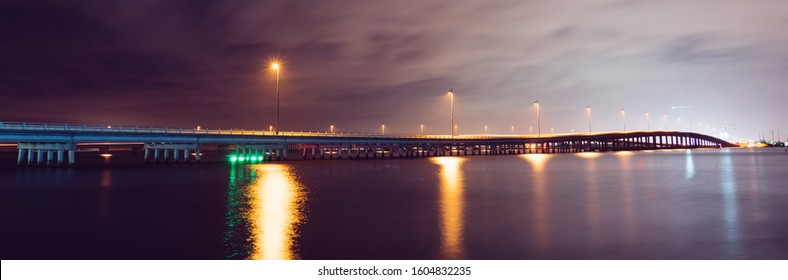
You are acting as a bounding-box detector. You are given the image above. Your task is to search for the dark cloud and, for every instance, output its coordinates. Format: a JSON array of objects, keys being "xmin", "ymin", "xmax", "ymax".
[
  {"xmin": 1, "ymin": 0, "xmax": 786, "ymax": 140},
  {"xmin": 660, "ymin": 35, "xmax": 753, "ymax": 64}
]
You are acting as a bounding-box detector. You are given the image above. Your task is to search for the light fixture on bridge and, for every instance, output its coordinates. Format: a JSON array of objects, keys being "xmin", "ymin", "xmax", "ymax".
[
  {"xmin": 586, "ymin": 106, "xmax": 591, "ymax": 134},
  {"xmin": 271, "ymin": 61, "xmax": 282, "ymax": 135},
  {"xmin": 448, "ymin": 88, "xmax": 455, "ymax": 137}
]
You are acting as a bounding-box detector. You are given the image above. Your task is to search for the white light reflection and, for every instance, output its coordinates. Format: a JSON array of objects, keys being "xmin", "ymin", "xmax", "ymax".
[
  {"xmin": 720, "ymin": 150, "xmax": 740, "ymax": 258},
  {"xmin": 430, "ymin": 157, "xmax": 466, "ymax": 259},
  {"xmin": 685, "ymin": 150, "xmax": 695, "ymax": 179}
]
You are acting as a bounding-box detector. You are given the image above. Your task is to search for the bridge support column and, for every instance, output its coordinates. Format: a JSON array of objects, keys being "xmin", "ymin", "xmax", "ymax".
[
  {"xmin": 57, "ymin": 150, "xmax": 64, "ymax": 166},
  {"xmin": 36, "ymin": 149, "xmax": 43, "ymax": 166},
  {"xmin": 183, "ymin": 149, "xmax": 189, "ymax": 163},
  {"xmin": 174, "ymin": 149, "xmax": 180, "ymax": 162},
  {"xmin": 68, "ymin": 150, "xmax": 75, "ymax": 166},
  {"xmin": 46, "ymin": 150, "xmax": 53, "ymax": 165},
  {"xmin": 17, "ymin": 148, "xmax": 26, "ymax": 166}
]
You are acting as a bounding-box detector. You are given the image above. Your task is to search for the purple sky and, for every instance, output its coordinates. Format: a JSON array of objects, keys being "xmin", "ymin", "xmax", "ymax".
[{"xmin": 2, "ymin": 0, "xmax": 786, "ymax": 140}]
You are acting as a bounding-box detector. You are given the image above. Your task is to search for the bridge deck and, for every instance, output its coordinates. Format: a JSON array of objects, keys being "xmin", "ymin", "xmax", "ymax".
[{"xmin": 0, "ymin": 121, "xmax": 736, "ymax": 167}]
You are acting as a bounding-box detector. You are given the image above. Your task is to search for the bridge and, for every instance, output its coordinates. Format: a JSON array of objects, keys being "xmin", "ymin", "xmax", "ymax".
[{"xmin": 0, "ymin": 121, "xmax": 736, "ymax": 167}]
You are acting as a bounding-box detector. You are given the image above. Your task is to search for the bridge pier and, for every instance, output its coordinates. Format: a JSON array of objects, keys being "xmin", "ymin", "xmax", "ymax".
[
  {"xmin": 16, "ymin": 143, "xmax": 77, "ymax": 167},
  {"xmin": 144, "ymin": 143, "xmax": 200, "ymax": 164}
]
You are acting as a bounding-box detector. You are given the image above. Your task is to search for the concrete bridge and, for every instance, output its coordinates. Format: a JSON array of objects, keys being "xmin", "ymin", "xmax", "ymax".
[{"xmin": 0, "ymin": 121, "xmax": 736, "ymax": 167}]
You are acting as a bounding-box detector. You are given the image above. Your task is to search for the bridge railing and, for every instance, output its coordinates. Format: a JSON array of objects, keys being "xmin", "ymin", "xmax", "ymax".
[{"xmin": 1, "ymin": 121, "xmax": 553, "ymax": 140}]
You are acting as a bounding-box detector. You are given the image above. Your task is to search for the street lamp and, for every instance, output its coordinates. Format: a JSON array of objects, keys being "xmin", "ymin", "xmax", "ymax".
[
  {"xmin": 420, "ymin": 124, "xmax": 424, "ymax": 135},
  {"xmin": 448, "ymin": 89, "xmax": 455, "ymax": 137},
  {"xmin": 663, "ymin": 114, "xmax": 668, "ymax": 130},
  {"xmin": 381, "ymin": 124, "xmax": 385, "ymax": 135},
  {"xmin": 511, "ymin": 126, "xmax": 515, "ymax": 134},
  {"xmin": 484, "ymin": 125, "xmax": 488, "ymax": 134},
  {"xmin": 586, "ymin": 106, "xmax": 591, "ymax": 134},
  {"xmin": 677, "ymin": 117, "xmax": 682, "ymax": 131},
  {"xmin": 621, "ymin": 108, "xmax": 626, "ymax": 131},
  {"xmin": 534, "ymin": 100, "xmax": 540, "ymax": 137},
  {"xmin": 330, "ymin": 124, "xmax": 334, "ymax": 134},
  {"xmin": 271, "ymin": 62, "xmax": 281, "ymax": 135}
]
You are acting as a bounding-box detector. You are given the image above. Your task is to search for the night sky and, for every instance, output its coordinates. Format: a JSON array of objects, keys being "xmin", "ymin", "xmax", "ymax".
[{"xmin": 2, "ymin": 0, "xmax": 786, "ymax": 140}]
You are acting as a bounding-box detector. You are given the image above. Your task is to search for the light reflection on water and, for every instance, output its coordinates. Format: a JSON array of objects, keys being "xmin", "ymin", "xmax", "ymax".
[
  {"xmin": 224, "ymin": 163, "xmax": 305, "ymax": 259},
  {"xmin": 520, "ymin": 154, "xmax": 552, "ymax": 251},
  {"xmin": 430, "ymin": 157, "xmax": 465, "ymax": 259},
  {"xmin": 615, "ymin": 150, "xmax": 636, "ymax": 243},
  {"xmin": 685, "ymin": 150, "xmax": 695, "ymax": 179},
  {"xmin": 2, "ymin": 148, "xmax": 785, "ymax": 259},
  {"xmin": 720, "ymin": 149, "xmax": 740, "ymax": 258}
]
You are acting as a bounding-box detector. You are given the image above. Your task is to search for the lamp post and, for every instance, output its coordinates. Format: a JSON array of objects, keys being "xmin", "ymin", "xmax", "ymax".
[
  {"xmin": 271, "ymin": 62, "xmax": 281, "ymax": 135},
  {"xmin": 511, "ymin": 126, "xmax": 515, "ymax": 134},
  {"xmin": 381, "ymin": 124, "xmax": 385, "ymax": 135},
  {"xmin": 621, "ymin": 108, "xmax": 626, "ymax": 131},
  {"xmin": 448, "ymin": 89, "xmax": 455, "ymax": 137},
  {"xmin": 586, "ymin": 106, "xmax": 591, "ymax": 134},
  {"xmin": 484, "ymin": 125, "xmax": 488, "ymax": 134},
  {"xmin": 534, "ymin": 100, "xmax": 540, "ymax": 137},
  {"xmin": 420, "ymin": 124, "xmax": 424, "ymax": 135},
  {"xmin": 330, "ymin": 125, "xmax": 334, "ymax": 134},
  {"xmin": 663, "ymin": 114, "xmax": 668, "ymax": 130},
  {"xmin": 677, "ymin": 117, "xmax": 682, "ymax": 131},
  {"xmin": 645, "ymin": 112, "xmax": 650, "ymax": 131}
]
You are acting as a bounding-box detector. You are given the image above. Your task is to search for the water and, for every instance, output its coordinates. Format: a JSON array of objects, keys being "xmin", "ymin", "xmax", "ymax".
[{"xmin": 1, "ymin": 148, "xmax": 787, "ymax": 259}]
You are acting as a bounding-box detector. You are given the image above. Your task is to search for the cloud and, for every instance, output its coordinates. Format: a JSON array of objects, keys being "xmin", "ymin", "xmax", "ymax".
[{"xmin": 1, "ymin": 0, "xmax": 786, "ymax": 138}]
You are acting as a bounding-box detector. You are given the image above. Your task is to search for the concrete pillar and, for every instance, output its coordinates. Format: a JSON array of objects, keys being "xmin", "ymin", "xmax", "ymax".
[
  {"xmin": 276, "ymin": 148, "xmax": 281, "ymax": 161},
  {"xmin": 144, "ymin": 148, "xmax": 150, "ymax": 163},
  {"xmin": 283, "ymin": 147, "xmax": 288, "ymax": 160},
  {"xmin": 46, "ymin": 150, "xmax": 53, "ymax": 165},
  {"xmin": 163, "ymin": 149, "xmax": 170, "ymax": 162},
  {"xmin": 183, "ymin": 149, "xmax": 189, "ymax": 162},
  {"xmin": 174, "ymin": 149, "xmax": 180, "ymax": 162},
  {"xmin": 36, "ymin": 149, "xmax": 43, "ymax": 165},
  {"xmin": 154, "ymin": 148, "xmax": 160, "ymax": 162},
  {"xmin": 195, "ymin": 147, "xmax": 201, "ymax": 162},
  {"xmin": 68, "ymin": 150, "xmax": 75, "ymax": 166},
  {"xmin": 17, "ymin": 148, "xmax": 26, "ymax": 166},
  {"xmin": 57, "ymin": 150, "xmax": 64, "ymax": 166}
]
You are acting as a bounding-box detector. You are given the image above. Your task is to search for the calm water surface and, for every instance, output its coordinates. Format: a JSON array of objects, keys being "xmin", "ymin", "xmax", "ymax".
[{"xmin": 1, "ymin": 148, "xmax": 787, "ymax": 259}]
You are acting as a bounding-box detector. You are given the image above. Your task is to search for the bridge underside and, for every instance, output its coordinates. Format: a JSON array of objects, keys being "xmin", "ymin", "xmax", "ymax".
[{"xmin": 6, "ymin": 130, "xmax": 735, "ymax": 167}]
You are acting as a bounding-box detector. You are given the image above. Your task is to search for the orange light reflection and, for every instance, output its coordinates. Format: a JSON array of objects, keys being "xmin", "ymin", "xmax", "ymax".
[
  {"xmin": 430, "ymin": 157, "xmax": 465, "ymax": 259},
  {"xmin": 249, "ymin": 164, "xmax": 305, "ymax": 260}
]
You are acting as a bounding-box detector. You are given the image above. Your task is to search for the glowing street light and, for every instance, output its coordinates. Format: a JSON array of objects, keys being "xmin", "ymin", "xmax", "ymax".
[
  {"xmin": 330, "ymin": 125, "xmax": 334, "ymax": 134},
  {"xmin": 529, "ymin": 127, "xmax": 533, "ymax": 134},
  {"xmin": 586, "ymin": 106, "xmax": 591, "ymax": 134},
  {"xmin": 381, "ymin": 124, "xmax": 386, "ymax": 135},
  {"xmin": 484, "ymin": 125, "xmax": 488, "ymax": 134},
  {"xmin": 271, "ymin": 62, "xmax": 281, "ymax": 135},
  {"xmin": 511, "ymin": 126, "xmax": 515, "ymax": 134},
  {"xmin": 420, "ymin": 124, "xmax": 424, "ymax": 135},
  {"xmin": 621, "ymin": 108, "xmax": 626, "ymax": 131},
  {"xmin": 269, "ymin": 125, "xmax": 273, "ymax": 132},
  {"xmin": 448, "ymin": 89, "xmax": 455, "ymax": 137},
  {"xmin": 534, "ymin": 100, "xmax": 541, "ymax": 137}
]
